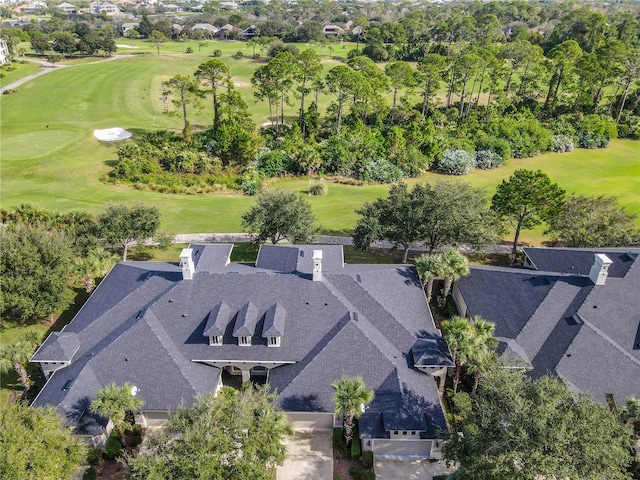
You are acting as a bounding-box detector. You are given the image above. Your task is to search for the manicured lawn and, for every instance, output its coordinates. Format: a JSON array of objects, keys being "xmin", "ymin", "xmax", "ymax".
[
  {"xmin": 0, "ymin": 61, "xmax": 41, "ymax": 87},
  {"xmin": 1, "ymin": 50, "xmax": 639, "ymax": 246}
]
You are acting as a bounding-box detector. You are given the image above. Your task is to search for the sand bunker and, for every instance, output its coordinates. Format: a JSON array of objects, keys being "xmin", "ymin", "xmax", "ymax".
[{"xmin": 94, "ymin": 127, "xmax": 132, "ymax": 142}]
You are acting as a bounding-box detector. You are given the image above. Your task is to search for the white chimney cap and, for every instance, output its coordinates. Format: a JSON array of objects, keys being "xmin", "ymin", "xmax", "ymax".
[
  {"xmin": 313, "ymin": 250, "xmax": 323, "ymax": 260},
  {"xmin": 180, "ymin": 248, "xmax": 193, "ymax": 259}
]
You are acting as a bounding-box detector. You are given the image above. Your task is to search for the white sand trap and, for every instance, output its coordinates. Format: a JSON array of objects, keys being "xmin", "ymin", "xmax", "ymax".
[
  {"xmin": 94, "ymin": 127, "xmax": 132, "ymax": 141},
  {"xmin": 116, "ymin": 44, "xmax": 138, "ymax": 49}
]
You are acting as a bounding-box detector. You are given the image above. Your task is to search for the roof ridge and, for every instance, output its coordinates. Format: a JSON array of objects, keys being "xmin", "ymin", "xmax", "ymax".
[
  {"xmin": 143, "ymin": 309, "xmax": 207, "ymax": 394},
  {"xmin": 326, "ymin": 274, "xmax": 415, "ymax": 344},
  {"xmin": 515, "ymin": 281, "xmax": 585, "ymax": 359}
]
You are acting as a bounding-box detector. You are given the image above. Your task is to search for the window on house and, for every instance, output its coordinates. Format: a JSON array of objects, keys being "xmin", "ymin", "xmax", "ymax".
[
  {"xmin": 210, "ymin": 335, "xmax": 222, "ymax": 346},
  {"xmin": 393, "ymin": 431, "xmax": 398, "ymax": 435},
  {"xmin": 411, "ymin": 431, "xmax": 416, "ymax": 436},
  {"xmin": 402, "ymin": 431, "xmax": 407, "ymax": 435},
  {"xmin": 268, "ymin": 336, "xmax": 280, "ymax": 347},
  {"xmin": 239, "ymin": 336, "xmax": 251, "ymax": 346}
]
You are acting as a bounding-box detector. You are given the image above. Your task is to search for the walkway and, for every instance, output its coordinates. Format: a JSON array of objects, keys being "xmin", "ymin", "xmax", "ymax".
[{"xmin": 170, "ymin": 233, "xmax": 513, "ymax": 255}]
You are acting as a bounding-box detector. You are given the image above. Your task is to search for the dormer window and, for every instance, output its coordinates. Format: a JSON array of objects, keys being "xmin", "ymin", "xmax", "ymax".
[
  {"xmin": 210, "ymin": 335, "xmax": 222, "ymax": 346},
  {"xmin": 239, "ymin": 336, "xmax": 251, "ymax": 346},
  {"xmin": 268, "ymin": 336, "xmax": 281, "ymax": 347}
]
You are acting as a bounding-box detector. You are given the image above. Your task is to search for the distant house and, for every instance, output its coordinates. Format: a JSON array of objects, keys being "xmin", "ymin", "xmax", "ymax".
[
  {"xmin": 214, "ymin": 23, "xmax": 235, "ymax": 39},
  {"xmin": 91, "ymin": 1, "xmax": 119, "ymax": 14},
  {"xmin": 163, "ymin": 3, "xmax": 181, "ymax": 11},
  {"xmin": 453, "ymin": 247, "xmax": 640, "ymax": 408},
  {"xmin": 219, "ymin": 1, "xmax": 238, "ymax": 9},
  {"xmin": 57, "ymin": 2, "xmax": 77, "ymax": 13},
  {"xmin": 121, "ymin": 22, "xmax": 139, "ymax": 34},
  {"xmin": 323, "ymin": 23, "xmax": 344, "ymax": 36},
  {"xmin": 31, "ymin": 244, "xmax": 452, "ymax": 457},
  {"xmin": 191, "ymin": 22, "xmax": 218, "ymax": 38},
  {"xmin": 0, "ymin": 39, "xmax": 10, "ymax": 65},
  {"xmin": 240, "ymin": 24, "xmax": 257, "ymax": 39}
]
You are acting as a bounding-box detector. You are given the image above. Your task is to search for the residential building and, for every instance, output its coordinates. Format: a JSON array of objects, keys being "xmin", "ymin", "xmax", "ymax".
[
  {"xmin": 91, "ymin": 1, "xmax": 118, "ymax": 14},
  {"xmin": 31, "ymin": 244, "xmax": 452, "ymax": 457},
  {"xmin": 0, "ymin": 39, "xmax": 10, "ymax": 65},
  {"xmin": 57, "ymin": 2, "xmax": 77, "ymax": 13},
  {"xmin": 453, "ymin": 247, "xmax": 640, "ymax": 408}
]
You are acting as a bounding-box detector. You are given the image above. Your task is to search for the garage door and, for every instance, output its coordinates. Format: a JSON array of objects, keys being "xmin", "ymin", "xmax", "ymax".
[
  {"xmin": 287, "ymin": 412, "xmax": 334, "ymax": 430},
  {"xmin": 373, "ymin": 440, "xmax": 432, "ymax": 458}
]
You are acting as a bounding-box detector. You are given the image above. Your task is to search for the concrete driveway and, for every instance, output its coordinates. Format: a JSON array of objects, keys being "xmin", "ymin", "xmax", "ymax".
[
  {"xmin": 277, "ymin": 430, "xmax": 333, "ymax": 480},
  {"xmin": 375, "ymin": 458, "xmax": 456, "ymax": 480}
]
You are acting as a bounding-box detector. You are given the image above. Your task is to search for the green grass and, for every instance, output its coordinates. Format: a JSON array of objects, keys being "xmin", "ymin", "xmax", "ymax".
[
  {"xmin": 1, "ymin": 51, "xmax": 639, "ymax": 246},
  {"xmin": 0, "ymin": 61, "xmax": 41, "ymax": 87}
]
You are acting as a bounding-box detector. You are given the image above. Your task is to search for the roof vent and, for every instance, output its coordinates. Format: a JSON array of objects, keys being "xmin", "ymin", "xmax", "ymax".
[
  {"xmin": 180, "ymin": 248, "xmax": 195, "ymax": 280},
  {"xmin": 62, "ymin": 379, "xmax": 74, "ymax": 391},
  {"xmin": 588, "ymin": 254, "xmax": 612, "ymax": 285},
  {"xmin": 313, "ymin": 250, "xmax": 322, "ymax": 282}
]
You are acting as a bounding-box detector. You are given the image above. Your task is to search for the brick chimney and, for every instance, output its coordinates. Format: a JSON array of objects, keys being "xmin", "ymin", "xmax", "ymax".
[
  {"xmin": 180, "ymin": 248, "xmax": 195, "ymax": 280},
  {"xmin": 313, "ymin": 250, "xmax": 323, "ymax": 282},
  {"xmin": 588, "ymin": 253, "xmax": 612, "ymax": 285}
]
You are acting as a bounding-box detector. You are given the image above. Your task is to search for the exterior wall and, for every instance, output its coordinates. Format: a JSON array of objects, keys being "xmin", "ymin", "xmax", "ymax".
[
  {"xmin": 372, "ymin": 439, "xmax": 433, "ymax": 458},
  {"xmin": 286, "ymin": 412, "xmax": 334, "ymax": 430},
  {"xmin": 0, "ymin": 40, "xmax": 10, "ymax": 65},
  {"xmin": 451, "ymin": 282, "xmax": 467, "ymax": 317},
  {"xmin": 389, "ymin": 429, "xmax": 423, "ymax": 439},
  {"xmin": 37, "ymin": 361, "xmax": 70, "ymax": 378}
]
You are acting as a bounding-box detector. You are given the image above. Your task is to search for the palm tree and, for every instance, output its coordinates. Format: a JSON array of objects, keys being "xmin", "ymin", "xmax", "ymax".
[
  {"xmin": 441, "ymin": 249, "xmax": 470, "ymax": 298},
  {"xmin": 0, "ymin": 330, "xmax": 41, "ymax": 391},
  {"xmin": 90, "ymin": 382, "xmax": 144, "ymax": 440},
  {"xmin": 620, "ymin": 396, "xmax": 640, "ymax": 428},
  {"xmin": 332, "ymin": 376, "xmax": 374, "ymax": 442},
  {"xmin": 441, "ymin": 316, "xmax": 473, "ymax": 394},
  {"xmin": 414, "ymin": 253, "xmax": 446, "ymax": 303},
  {"xmin": 466, "ymin": 316, "xmax": 498, "ymax": 394}
]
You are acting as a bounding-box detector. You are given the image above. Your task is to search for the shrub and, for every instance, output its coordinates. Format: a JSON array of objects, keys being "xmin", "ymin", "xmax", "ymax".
[
  {"xmin": 552, "ymin": 134, "xmax": 574, "ymax": 153},
  {"xmin": 475, "ymin": 150, "xmax": 504, "ymax": 169},
  {"xmin": 213, "ymin": 49, "xmax": 222, "ymax": 57},
  {"xmin": 86, "ymin": 448, "xmax": 103, "ymax": 466},
  {"xmin": 239, "ymin": 171, "xmax": 262, "ymax": 195},
  {"xmin": 129, "ymin": 424, "xmax": 143, "ymax": 447},
  {"xmin": 82, "ymin": 466, "xmax": 97, "ymax": 480},
  {"xmin": 350, "ymin": 436, "xmax": 362, "ymax": 460},
  {"xmin": 185, "ymin": 47, "xmax": 193, "ymax": 54},
  {"xmin": 333, "ymin": 428, "xmax": 344, "ymax": 449},
  {"xmin": 437, "ymin": 149, "xmax": 476, "ymax": 175},
  {"xmin": 308, "ymin": 182, "xmax": 328, "ymax": 196},
  {"xmin": 575, "ymin": 114, "xmax": 618, "ymax": 148},
  {"xmin": 233, "ymin": 50, "xmax": 243, "ymax": 59},
  {"xmin": 256, "ymin": 150, "xmax": 289, "ymax": 177},
  {"xmin": 349, "ymin": 466, "xmax": 375, "ymax": 480},
  {"xmin": 105, "ymin": 432, "xmax": 123, "ymax": 459},
  {"xmin": 362, "ymin": 159, "xmax": 404, "ymax": 183},
  {"xmin": 362, "ymin": 451, "xmax": 374, "ymax": 468}
]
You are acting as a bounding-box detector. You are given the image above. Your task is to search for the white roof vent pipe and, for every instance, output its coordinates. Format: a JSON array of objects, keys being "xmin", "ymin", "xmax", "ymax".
[
  {"xmin": 588, "ymin": 253, "xmax": 612, "ymax": 285},
  {"xmin": 313, "ymin": 250, "xmax": 323, "ymax": 282},
  {"xmin": 180, "ymin": 248, "xmax": 195, "ymax": 280}
]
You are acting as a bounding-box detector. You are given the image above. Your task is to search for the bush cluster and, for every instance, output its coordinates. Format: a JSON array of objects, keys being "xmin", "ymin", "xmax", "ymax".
[
  {"xmin": 552, "ymin": 134, "xmax": 574, "ymax": 153},
  {"xmin": 105, "ymin": 432, "xmax": 123, "ymax": 460},
  {"xmin": 437, "ymin": 149, "xmax": 476, "ymax": 175}
]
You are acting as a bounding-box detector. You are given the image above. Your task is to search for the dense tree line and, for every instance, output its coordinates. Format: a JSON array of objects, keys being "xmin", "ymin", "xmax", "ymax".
[{"xmin": 0, "ymin": 203, "xmax": 162, "ymax": 324}]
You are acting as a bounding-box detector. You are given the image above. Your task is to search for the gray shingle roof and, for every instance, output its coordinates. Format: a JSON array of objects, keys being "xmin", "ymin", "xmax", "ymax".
[
  {"xmin": 523, "ymin": 247, "xmax": 639, "ymax": 277},
  {"xmin": 262, "ymin": 303, "xmax": 286, "ymax": 337},
  {"xmin": 256, "ymin": 245, "xmax": 344, "ymax": 274},
  {"xmin": 203, "ymin": 302, "xmax": 232, "ymax": 336},
  {"xmin": 31, "ymin": 332, "xmax": 80, "ymax": 362},
  {"xmin": 456, "ymin": 249, "xmax": 640, "ymax": 404},
  {"xmin": 32, "ymin": 244, "xmax": 451, "ymax": 438},
  {"xmin": 232, "ymin": 302, "xmax": 259, "ymax": 337},
  {"xmin": 191, "ymin": 244, "xmax": 232, "ymax": 272}
]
